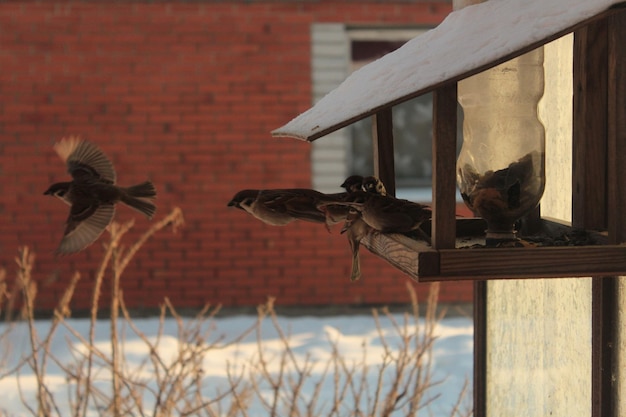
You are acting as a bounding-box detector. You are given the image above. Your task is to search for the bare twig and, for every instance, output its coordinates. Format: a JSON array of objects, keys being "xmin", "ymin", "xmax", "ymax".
[
  {"xmin": 15, "ymin": 247, "xmax": 50, "ymax": 417},
  {"xmin": 0, "ymin": 210, "xmax": 470, "ymax": 417}
]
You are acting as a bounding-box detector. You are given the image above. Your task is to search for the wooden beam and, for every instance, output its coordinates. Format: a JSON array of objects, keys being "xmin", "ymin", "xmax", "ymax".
[
  {"xmin": 432, "ymin": 84, "xmax": 458, "ymax": 249},
  {"xmin": 595, "ymin": 9, "xmax": 626, "ymax": 417},
  {"xmin": 373, "ymin": 109, "xmax": 396, "ymax": 196},
  {"xmin": 359, "ymin": 233, "xmax": 626, "ymax": 282},
  {"xmin": 360, "ymin": 232, "xmax": 439, "ymax": 278},
  {"xmin": 570, "ymin": 25, "xmax": 622, "ymax": 396},
  {"xmin": 473, "ymin": 281, "xmax": 487, "ymax": 417},
  {"xmin": 428, "ymin": 246, "xmax": 626, "ymax": 280},
  {"xmin": 592, "ymin": 277, "xmax": 617, "ymax": 417},
  {"xmin": 607, "ymin": 10, "xmax": 626, "ymax": 244},
  {"xmin": 572, "ymin": 20, "xmax": 608, "ymax": 229}
]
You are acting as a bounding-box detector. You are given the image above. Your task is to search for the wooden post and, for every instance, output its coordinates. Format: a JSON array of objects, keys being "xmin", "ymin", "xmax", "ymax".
[
  {"xmin": 605, "ymin": 9, "xmax": 626, "ymax": 417},
  {"xmin": 432, "ymin": 84, "xmax": 458, "ymax": 249},
  {"xmin": 574, "ymin": 15, "xmax": 619, "ymax": 417},
  {"xmin": 453, "ymin": 4, "xmax": 486, "ymax": 417},
  {"xmin": 373, "ymin": 109, "xmax": 396, "ymax": 196},
  {"xmin": 572, "ymin": 21, "xmax": 608, "ymax": 230},
  {"xmin": 607, "ymin": 10, "xmax": 626, "ymax": 244}
]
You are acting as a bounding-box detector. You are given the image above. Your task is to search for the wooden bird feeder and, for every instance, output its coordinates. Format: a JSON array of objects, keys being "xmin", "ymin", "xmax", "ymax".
[{"xmin": 272, "ymin": 0, "xmax": 626, "ymax": 282}]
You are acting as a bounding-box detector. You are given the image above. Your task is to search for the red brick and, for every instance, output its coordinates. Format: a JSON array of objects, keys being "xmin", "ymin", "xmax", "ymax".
[{"xmin": 0, "ymin": 1, "xmax": 466, "ymax": 313}]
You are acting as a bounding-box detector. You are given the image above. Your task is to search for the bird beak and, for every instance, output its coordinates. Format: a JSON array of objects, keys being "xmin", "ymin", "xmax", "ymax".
[{"xmin": 227, "ymin": 200, "xmax": 239, "ymax": 207}]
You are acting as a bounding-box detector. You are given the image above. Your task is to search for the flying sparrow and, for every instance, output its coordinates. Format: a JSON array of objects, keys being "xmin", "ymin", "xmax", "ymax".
[
  {"xmin": 44, "ymin": 137, "xmax": 157, "ymax": 255},
  {"xmin": 228, "ymin": 188, "xmax": 341, "ymax": 226},
  {"xmin": 227, "ymin": 176, "xmax": 364, "ymax": 229}
]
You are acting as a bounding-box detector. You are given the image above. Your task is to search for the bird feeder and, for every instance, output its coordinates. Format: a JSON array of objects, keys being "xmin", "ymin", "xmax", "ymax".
[
  {"xmin": 272, "ymin": 0, "xmax": 626, "ymax": 282},
  {"xmin": 457, "ymin": 48, "xmax": 546, "ymax": 244}
]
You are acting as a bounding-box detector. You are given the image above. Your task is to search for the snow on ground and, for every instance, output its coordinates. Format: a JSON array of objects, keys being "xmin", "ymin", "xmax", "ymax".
[{"xmin": 0, "ymin": 313, "xmax": 472, "ymax": 416}]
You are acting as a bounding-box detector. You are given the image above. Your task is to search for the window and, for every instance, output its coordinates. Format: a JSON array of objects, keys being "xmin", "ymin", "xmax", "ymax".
[{"xmin": 311, "ymin": 25, "xmax": 461, "ymax": 200}]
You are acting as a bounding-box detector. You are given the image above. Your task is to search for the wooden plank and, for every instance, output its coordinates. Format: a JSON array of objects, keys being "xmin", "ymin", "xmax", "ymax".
[
  {"xmin": 362, "ymin": 238, "xmax": 626, "ymax": 282},
  {"xmin": 427, "ymin": 246, "xmax": 626, "ymax": 281},
  {"xmin": 572, "ymin": 21, "xmax": 609, "ymax": 230},
  {"xmin": 432, "ymin": 84, "xmax": 458, "ymax": 249},
  {"xmin": 373, "ymin": 109, "xmax": 396, "ymax": 196},
  {"xmin": 360, "ymin": 232, "xmax": 438, "ymax": 279},
  {"xmin": 358, "ymin": 219, "xmax": 626, "ymax": 282}
]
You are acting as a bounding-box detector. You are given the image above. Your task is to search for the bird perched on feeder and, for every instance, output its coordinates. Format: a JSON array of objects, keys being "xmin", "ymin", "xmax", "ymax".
[
  {"xmin": 361, "ymin": 175, "xmax": 388, "ymax": 196},
  {"xmin": 340, "ymin": 176, "xmax": 388, "ymax": 282},
  {"xmin": 227, "ymin": 175, "xmax": 364, "ymax": 229},
  {"xmin": 321, "ymin": 175, "xmax": 365, "ymax": 226},
  {"xmin": 44, "ymin": 137, "xmax": 157, "ymax": 255},
  {"xmin": 321, "ymin": 176, "xmax": 431, "ymax": 236},
  {"xmin": 336, "ymin": 192, "xmax": 431, "ymax": 235},
  {"xmin": 322, "ymin": 177, "xmax": 431, "ymax": 281}
]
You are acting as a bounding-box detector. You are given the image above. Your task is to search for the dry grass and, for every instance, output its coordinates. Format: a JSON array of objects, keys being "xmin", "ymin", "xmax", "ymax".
[{"xmin": 0, "ymin": 207, "xmax": 471, "ymax": 417}]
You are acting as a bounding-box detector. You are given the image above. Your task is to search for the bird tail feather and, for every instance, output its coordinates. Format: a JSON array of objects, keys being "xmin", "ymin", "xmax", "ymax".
[
  {"xmin": 349, "ymin": 235, "xmax": 361, "ymax": 282},
  {"xmin": 125, "ymin": 181, "xmax": 157, "ymax": 198},
  {"xmin": 121, "ymin": 181, "xmax": 157, "ymax": 219}
]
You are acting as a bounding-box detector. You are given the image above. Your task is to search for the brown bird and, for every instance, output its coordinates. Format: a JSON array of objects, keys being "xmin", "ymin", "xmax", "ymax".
[
  {"xmin": 341, "ymin": 176, "xmax": 387, "ymax": 282},
  {"xmin": 227, "ymin": 188, "xmax": 328, "ymax": 226},
  {"xmin": 227, "ymin": 175, "xmax": 364, "ymax": 229},
  {"xmin": 227, "ymin": 188, "xmax": 342, "ymax": 227},
  {"xmin": 320, "ymin": 177, "xmax": 431, "ymax": 236},
  {"xmin": 328, "ymin": 184, "xmax": 431, "ymax": 281},
  {"xmin": 44, "ymin": 137, "xmax": 156, "ymax": 255},
  {"xmin": 337, "ymin": 193, "xmax": 431, "ymax": 235},
  {"xmin": 342, "ymin": 206, "xmax": 368, "ymax": 281},
  {"xmin": 340, "ymin": 175, "xmax": 365, "ymax": 194},
  {"xmin": 361, "ymin": 175, "xmax": 388, "ymax": 196},
  {"xmin": 319, "ymin": 175, "xmax": 364, "ymax": 227}
]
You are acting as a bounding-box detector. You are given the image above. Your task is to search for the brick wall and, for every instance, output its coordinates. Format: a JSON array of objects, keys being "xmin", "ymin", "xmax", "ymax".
[{"xmin": 0, "ymin": 1, "xmax": 472, "ymax": 313}]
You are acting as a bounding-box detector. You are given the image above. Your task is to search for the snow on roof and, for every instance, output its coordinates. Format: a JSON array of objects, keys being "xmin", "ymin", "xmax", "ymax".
[{"xmin": 272, "ymin": 0, "xmax": 625, "ymax": 142}]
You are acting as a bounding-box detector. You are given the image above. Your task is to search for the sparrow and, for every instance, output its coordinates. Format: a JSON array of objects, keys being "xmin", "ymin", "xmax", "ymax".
[
  {"xmin": 44, "ymin": 137, "xmax": 157, "ymax": 255},
  {"xmin": 361, "ymin": 175, "xmax": 388, "ymax": 196},
  {"xmin": 227, "ymin": 175, "xmax": 364, "ymax": 229},
  {"xmin": 340, "ymin": 175, "xmax": 365, "ymax": 194},
  {"xmin": 321, "ymin": 188, "xmax": 431, "ymax": 235},
  {"xmin": 228, "ymin": 188, "xmax": 332, "ymax": 226},
  {"xmin": 341, "ymin": 206, "xmax": 369, "ymax": 281},
  {"xmin": 341, "ymin": 176, "xmax": 387, "ymax": 282},
  {"xmin": 319, "ymin": 175, "xmax": 364, "ymax": 226},
  {"xmin": 326, "ymin": 190, "xmax": 431, "ymax": 280}
]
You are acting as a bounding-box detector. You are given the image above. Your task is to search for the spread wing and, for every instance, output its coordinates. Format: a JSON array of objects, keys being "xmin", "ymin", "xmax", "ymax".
[
  {"xmin": 56, "ymin": 204, "xmax": 115, "ymax": 255},
  {"xmin": 54, "ymin": 137, "xmax": 116, "ymax": 184}
]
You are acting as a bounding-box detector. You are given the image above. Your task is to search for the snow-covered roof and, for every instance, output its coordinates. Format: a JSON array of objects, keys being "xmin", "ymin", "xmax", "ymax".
[{"xmin": 272, "ymin": 0, "xmax": 625, "ymax": 142}]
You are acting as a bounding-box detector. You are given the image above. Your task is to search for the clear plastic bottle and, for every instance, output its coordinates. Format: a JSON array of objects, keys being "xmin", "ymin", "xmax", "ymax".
[{"xmin": 456, "ymin": 48, "xmax": 546, "ymax": 240}]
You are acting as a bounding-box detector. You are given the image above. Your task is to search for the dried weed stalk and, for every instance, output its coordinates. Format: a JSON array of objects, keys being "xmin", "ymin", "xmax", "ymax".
[
  {"xmin": 0, "ymin": 207, "xmax": 471, "ymax": 417},
  {"xmin": 242, "ymin": 282, "xmax": 471, "ymax": 417}
]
